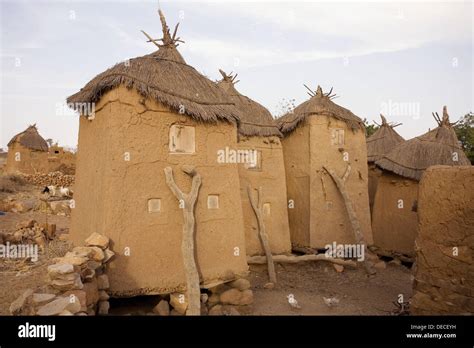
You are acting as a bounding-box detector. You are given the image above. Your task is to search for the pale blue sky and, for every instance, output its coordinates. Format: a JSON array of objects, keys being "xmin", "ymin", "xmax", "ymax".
[{"xmin": 1, "ymin": 0, "xmax": 472, "ymax": 148}]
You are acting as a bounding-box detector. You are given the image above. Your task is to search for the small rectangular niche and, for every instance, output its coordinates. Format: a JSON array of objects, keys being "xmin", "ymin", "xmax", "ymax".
[
  {"xmin": 244, "ymin": 150, "xmax": 262, "ymax": 170},
  {"xmin": 148, "ymin": 198, "xmax": 162, "ymax": 213},
  {"xmin": 207, "ymin": 195, "xmax": 219, "ymax": 209},
  {"xmin": 169, "ymin": 125, "xmax": 195, "ymax": 154},
  {"xmin": 330, "ymin": 128, "xmax": 345, "ymax": 146},
  {"xmin": 263, "ymin": 202, "xmax": 271, "ymax": 215}
]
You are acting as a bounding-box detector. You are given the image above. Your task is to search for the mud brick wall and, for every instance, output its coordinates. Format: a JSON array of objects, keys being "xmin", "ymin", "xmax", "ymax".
[{"xmin": 411, "ymin": 165, "xmax": 474, "ymax": 315}]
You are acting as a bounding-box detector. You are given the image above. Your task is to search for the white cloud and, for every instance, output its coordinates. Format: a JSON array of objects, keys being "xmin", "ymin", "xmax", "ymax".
[{"xmin": 179, "ymin": 1, "xmax": 471, "ymax": 69}]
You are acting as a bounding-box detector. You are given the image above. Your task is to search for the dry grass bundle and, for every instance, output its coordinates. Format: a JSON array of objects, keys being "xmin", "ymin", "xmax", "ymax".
[
  {"xmin": 217, "ymin": 70, "xmax": 282, "ymax": 138},
  {"xmin": 367, "ymin": 114, "xmax": 405, "ymax": 163},
  {"xmin": 376, "ymin": 106, "xmax": 470, "ymax": 181},
  {"xmin": 68, "ymin": 10, "xmax": 241, "ymax": 125},
  {"xmin": 277, "ymin": 85, "xmax": 364, "ymax": 135},
  {"xmin": 7, "ymin": 125, "xmax": 48, "ymax": 152}
]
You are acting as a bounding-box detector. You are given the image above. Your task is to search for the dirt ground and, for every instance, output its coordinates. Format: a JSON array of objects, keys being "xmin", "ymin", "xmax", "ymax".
[
  {"xmin": 249, "ymin": 262, "xmax": 412, "ymax": 315},
  {"xmin": 0, "ymin": 178, "xmax": 413, "ymax": 316}
]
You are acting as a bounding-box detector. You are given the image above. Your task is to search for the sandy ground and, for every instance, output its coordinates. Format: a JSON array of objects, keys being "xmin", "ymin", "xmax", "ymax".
[
  {"xmin": 250, "ymin": 262, "xmax": 412, "ymax": 315},
  {"xmin": 0, "ymin": 182, "xmax": 413, "ymax": 316}
]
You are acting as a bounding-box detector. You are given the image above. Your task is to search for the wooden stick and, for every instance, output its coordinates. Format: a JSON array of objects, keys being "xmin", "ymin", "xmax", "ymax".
[
  {"xmin": 164, "ymin": 166, "xmax": 202, "ymax": 315},
  {"xmin": 323, "ymin": 165, "xmax": 376, "ymax": 275},
  {"xmin": 247, "ymin": 185, "xmax": 277, "ymax": 284},
  {"xmin": 248, "ymin": 254, "xmax": 357, "ymax": 268}
]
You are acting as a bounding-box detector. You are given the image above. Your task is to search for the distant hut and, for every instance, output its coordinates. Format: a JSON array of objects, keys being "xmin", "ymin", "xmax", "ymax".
[
  {"xmin": 48, "ymin": 145, "xmax": 76, "ymax": 175},
  {"xmin": 217, "ymin": 70, "xmax": 291, "ymax": 256},
  {"xmin": 366, "ymin": 115, "xmax": 404, "ymax": 214},
  {"xmin": 67, "ymin": 10, "xmax": 248, "ymax": 297},
  {"xmin": 5, "ymin": 124, "xmax": 49, "ymax": 174},
  {"xmin": 277, "ymin": 85, "xmax": 373, "ymax": 250},
  {"xmin": 372, "ymin": 106, "xmax": 470, "ymax": 257},
  {"xmin": 0, "ymin": 149, "xmax": 7, "ymax": 169}
]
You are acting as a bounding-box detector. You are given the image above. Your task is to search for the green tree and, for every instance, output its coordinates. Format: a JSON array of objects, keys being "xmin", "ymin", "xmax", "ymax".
[
  {"xmin": 453, "ymin": 112, "xmax": 474, "ymax": 164},
  {"xmin": 363, "ymin": 118, "xmax": 379, "ymax": 137}
]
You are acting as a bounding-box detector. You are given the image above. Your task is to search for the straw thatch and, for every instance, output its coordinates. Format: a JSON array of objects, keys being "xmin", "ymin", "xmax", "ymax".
[
  {"xmin": 217, "ymin": 70, "xmax": 282, "ymax": 138},
  {"xmin": 376, "ymin": 106, "xmax": 470, "ymax": 181},
  {"xmin": 277, "ymin": 85, "xmax": 364, "ymax": 134},
  {"xmin": 7, "ymin": 124, "xmax": 48, "ymax": 152},
  {"xmin": 367, "ymin": 114, "xmax": 404, "ymax": 163},
  {"xmin": 67, "ymin": 10, "xmax": 240, "ymax": 124}
]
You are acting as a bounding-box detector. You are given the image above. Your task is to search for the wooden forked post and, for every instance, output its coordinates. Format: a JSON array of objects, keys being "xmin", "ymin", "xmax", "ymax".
[
  {"xmin": 164, "ymin": 165, "xmax": 202, "ymax": 315},
  {"xmin": 247, "ymin": 185, "xmax": 277, "ymax": 284},
  {"xmin": 323, "ymin": 164, "xmax": 376, "ymax": 275}
]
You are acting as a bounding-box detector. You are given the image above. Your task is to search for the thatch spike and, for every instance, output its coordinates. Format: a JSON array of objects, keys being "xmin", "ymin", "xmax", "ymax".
[
  {"xmin": 442, "ymin": 105, "xmax": 450, "ymax": 125},
  {"xmin": 158, "ymin": 9, "xmax": 172, "ymax": 44},
  {"xmin": 380, "ymin": 114, "xmax": 388, "ymax": 125},
  {"xmin": 432, "ymin": 112, "xmax": 442, "ymax": 126},
  {"xmin": 304, "ymin": 84, "xmax": 315, "ymax": 97},
  {"xmin": 218, "ymin": 69, "xmax": 228, "ymax": 79},
  {"xmin": 325, "ymin": 87, "xmax": 333, "ymax": 97},
  {"xmin": 172, "ymin": 23, "xmax": 180, "ymax": 41},
  {"xmin": 232, "ymin": 73, "xmax": 238, "ymax": 83},
  {"xmin": 141, "ymin": 30, "xmax": 161, "ymax": 49},
  {"xmin": 316, "ymin": 85, "xmax": 324, "ymax": 97}
]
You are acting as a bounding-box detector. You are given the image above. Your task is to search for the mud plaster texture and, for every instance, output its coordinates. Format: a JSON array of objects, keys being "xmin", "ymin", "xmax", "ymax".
[
  {"xmin": 411, "ymin": 165, "xmax": 474, "ymax": 315},
  {"xmin": 371, "ymin": 172, "xmax": 418, "ymax": 256},
  {"xmin": 70, "ymin": 86, "xmax": 249, "ymax": 297},
  {"xmin": 237, "ymin": 136, "xmax": 291, "ymax": 256},
  {"xmin": 6, "ymin": 143, "xmax": 49, "ymax": 175},
  {"xmin": 282, "ymin": 116, "xmax": 373, "ymax": 249}
]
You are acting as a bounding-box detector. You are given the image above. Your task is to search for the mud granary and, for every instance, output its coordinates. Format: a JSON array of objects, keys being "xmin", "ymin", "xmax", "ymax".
[
  {"xmin": 366, "ymin": 114, "xmax": 404, "ymax": 215},
  {"xmin": 6, "ymin": 124, "xmax": 49, "ymax": 174},
  {"xmin": 217, "ymin": 70, "xmax": 291, "ymax": 256},
  {"xmin": 371, "ymin": 106, "xmax": 470, "ymax": 257},
  {"xmin": 277, "ymin": 86, "xmax": 373, "ymax": 250},
  {"xmin": 67, "ymin": 10, "xmax": 250, "ymax": 296}
]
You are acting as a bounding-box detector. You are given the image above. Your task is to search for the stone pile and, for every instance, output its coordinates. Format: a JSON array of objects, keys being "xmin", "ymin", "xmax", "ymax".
[
  {"xmin": 0, "ymin": 219, "xmax": 56, "ymax": 251},
  {"xmin": 151, "ymin": 278, "xmax": 254, "ymax": 316},
  {"xmin": 10, "ymin": 232, "xmax": 114, "ymax": 316},
  {"xmin": 20, "ymin": 171, "xmax": 74, "ymax": 187},
  {"xmin": 0, "ymin": 197, "xmax": 38, "ymax": 213}
]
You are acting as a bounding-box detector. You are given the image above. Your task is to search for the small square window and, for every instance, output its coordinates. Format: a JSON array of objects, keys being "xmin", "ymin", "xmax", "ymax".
[
  {"xmin": 169, "ymin": 125, "xmax": 195, "ymax": 154},
  {"xmin": 263, "ymin": 203, "xmax": 271, "ymax": 215},
  {"xmin": 148, "ymin": 198, "xmax": 161, "ymax": 213},
  {"xmin": 244, "ymin": 150, "xmax": 262, "ymax": 170},
  {"xmin": 331, "ymin": 128, "xmax": 345, "ymax": 146},
  {"xmin": 207, "ymin": 195, "xmax": 219, "ymax": 209}
]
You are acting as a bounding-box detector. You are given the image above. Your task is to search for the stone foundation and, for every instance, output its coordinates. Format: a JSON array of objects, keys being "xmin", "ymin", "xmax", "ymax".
[{"xmin": 10, "ymin": 232, "xmax": 113, "ymax": 316}]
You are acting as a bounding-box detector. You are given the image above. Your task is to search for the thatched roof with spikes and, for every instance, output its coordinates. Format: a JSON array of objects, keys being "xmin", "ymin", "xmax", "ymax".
[
  {"xmin": 277, "ymin": 85, "xmax": 364, "ymax": 135},
  {"xmin": 7, "ymin": 124, "xmax": 49, "ymax": 152},
  {"xmin": 366, "ymin": 114, "xmax": 405, "ymax": 163},
  {"xmin": 376, "ymin": 106, "xmax": 470, "ymax": 181},
  {"xmin": 217, "ymin": 70, "xmax": 282, "ymax": 138},
  {"xmin": 67, "ymin": 10, "xmax": 240, "ymax": 124}
]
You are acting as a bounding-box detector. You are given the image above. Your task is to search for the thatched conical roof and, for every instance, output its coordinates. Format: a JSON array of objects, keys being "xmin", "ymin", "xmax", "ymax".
[
  {"xmin": 217, "ymin": 70, "xmax": 282, "ymax": 138},
  {"xmin": 376, "ymin": 106, "xmax": 470, "ymax": 181},
  {"xmin": 67, "ymin": 10, "xmax": 240, "ymax": 124},
  {"xmin": 367, "ymin": 114, "xmax": 405, "ymax": 163},
  {"xmin": 277, "ymin": 85, "xmax": 364, "ymax": 135},
  {"xmin": 7, "ymin": 124, "xmax": 49, "ymax": 152}
]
